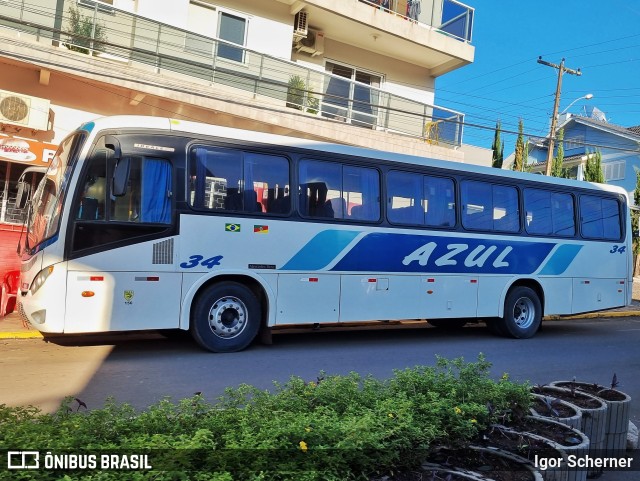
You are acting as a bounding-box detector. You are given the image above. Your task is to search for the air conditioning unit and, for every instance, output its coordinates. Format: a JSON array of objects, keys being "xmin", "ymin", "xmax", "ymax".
[
  {"xmin": 293, "ymin": 11, "xmax": 308, "ymax": 42},
  {"xmin": 0, "ymin": 90, "xmax": 51, "ymax": 131},
  {"xmin": 295, "ymin": 29, "xmax": 325, "ymax": 57}
]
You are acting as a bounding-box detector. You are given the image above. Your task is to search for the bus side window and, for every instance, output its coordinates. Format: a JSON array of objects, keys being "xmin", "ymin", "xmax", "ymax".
[
  {"xmin": 424, "ymin": 176, "xmax": 455, "ymax": 227},
  {"xmin": 110, "ymin": 157, "xmax": 172, "ymax": 224},
  {"xmin": 387, "ymin": 171, "xmax": 422, "ymax": 225},
  {"xmin": 299, "ymin": 160, "xmax": 341, "ymax": 218}
]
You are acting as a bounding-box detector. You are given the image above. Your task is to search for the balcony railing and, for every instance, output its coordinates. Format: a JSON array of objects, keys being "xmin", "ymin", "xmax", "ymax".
[
  {"xmin": 358, "ymin": 0, "xmax": 474, "ymax": 43},
  {"xmin": 0, "ymin": 0, "xmax": 465, "ymax": 146}
]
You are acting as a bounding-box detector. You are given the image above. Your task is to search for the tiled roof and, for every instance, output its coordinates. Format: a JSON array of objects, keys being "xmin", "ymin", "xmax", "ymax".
[
  {"xmin": 567, "ymin": 116, "xmax": 640, "ymax": 140},
  {"xmin": 528, "ymin": 153, "xmax": 587, "ymax": 168}
]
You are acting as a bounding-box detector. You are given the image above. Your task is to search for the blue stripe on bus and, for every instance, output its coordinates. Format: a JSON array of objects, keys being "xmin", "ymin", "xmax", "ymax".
[
  {"xmin": 280, "ymin": 230, "xmax": 361, "ymax": 270},
  {"xmin": 537, "ymin": 244, "xmax": 583, "ymax": 275},
  {"xmin": 330, "ymin": 233, "xmax": 556, "ymax": 274},
  {"xmin": 79, "ymin": 121, "xmax": 95, "ymax": 133}
]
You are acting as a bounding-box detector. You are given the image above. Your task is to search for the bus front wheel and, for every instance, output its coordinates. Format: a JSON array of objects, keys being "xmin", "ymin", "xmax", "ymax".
[
  {"xmin": 497, "ymin": 286, "xmax": 542, "ymax": 339},
  {"xmin": 190, "ymin": 282, "xmax": 261, "ymax": 353}
]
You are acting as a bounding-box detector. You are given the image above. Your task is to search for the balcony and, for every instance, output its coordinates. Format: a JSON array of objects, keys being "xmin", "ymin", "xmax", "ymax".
[
  {"xmin": 277, "ymin": 0, "xmax": 474, "ymax": 75},
  {"xmin": 0, "ymin": 0, "xmax": 465, "ymax": 146}
]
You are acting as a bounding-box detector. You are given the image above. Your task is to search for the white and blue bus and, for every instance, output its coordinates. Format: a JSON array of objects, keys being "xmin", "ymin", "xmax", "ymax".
[{"xmin": 18, "ymin": 116, "xmax": 632, "ymax": 352}]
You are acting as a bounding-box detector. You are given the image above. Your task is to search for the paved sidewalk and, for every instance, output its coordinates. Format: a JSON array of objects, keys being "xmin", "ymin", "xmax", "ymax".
[{"xmin": 3, "ymin": 279, "xmax": 640, "ymax": 340}]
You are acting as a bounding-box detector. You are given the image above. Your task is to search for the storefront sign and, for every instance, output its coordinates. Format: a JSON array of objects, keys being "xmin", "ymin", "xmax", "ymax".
[{"xmin": 0, "ymin": 136, "xmax": 58, "ymax": 167}]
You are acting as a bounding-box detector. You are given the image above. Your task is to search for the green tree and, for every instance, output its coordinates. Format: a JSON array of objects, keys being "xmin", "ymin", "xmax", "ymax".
[
  {"xmin": 491, "ymin": 121, "xmax": 503, "ymax": 168},
  {"xmin": 550, "ymin": 128, "xmax": 566, "ymax": 177},
  {"xmin": 583, "ymin": 149, "xmax": 605, "ymax": 183},
  {"xmin": 512, "ymin": 119, "xmax": 526, "ymax": 172}
]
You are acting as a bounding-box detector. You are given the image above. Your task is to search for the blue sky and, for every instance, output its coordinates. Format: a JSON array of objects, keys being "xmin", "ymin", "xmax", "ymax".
[{"xmin": 435, "ymin": 0, "xmax": 640, "ymax": 156}]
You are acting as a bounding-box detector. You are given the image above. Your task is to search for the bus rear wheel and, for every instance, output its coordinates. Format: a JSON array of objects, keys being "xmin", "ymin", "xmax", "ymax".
[
  {"xmin": 190, "ymin": 282, "xmax": 261, "ymax": 353},
  {"xmin": 497, "ymin": 286, "xmax": 541, "ymax": 339}
]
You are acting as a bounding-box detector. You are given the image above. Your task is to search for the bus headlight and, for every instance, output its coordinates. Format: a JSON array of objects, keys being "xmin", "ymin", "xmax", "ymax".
[{"xmin": 30, "ymin": 266, "xmax": 54, "ymax": 295}]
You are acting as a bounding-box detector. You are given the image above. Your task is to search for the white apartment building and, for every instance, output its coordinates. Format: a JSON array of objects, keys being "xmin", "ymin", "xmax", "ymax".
[{"xmin": 0, "ymin": 0, "xmax": 490, "ymax": 158}]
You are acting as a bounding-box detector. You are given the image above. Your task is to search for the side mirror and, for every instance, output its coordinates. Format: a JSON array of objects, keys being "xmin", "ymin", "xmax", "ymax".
[
  {"xmin": 15, "ymin": 182, "xmax": 30, "ymax": 209},
  {"xmin": 112, "ymin": 157, "xmax": 130, "ymax": 197},
  {"xmin": 104, "ymin": 135, "xmax": 121, "ymax": 159}
]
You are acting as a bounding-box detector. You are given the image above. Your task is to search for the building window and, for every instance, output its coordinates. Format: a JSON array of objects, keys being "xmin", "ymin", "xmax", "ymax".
[
  {"xmin": 603, "ymin": 160, "xmax": 625, "ymax": 182},
  {"xmin": 78, "ymin": 0, "xmax": 114, "ymax": 9},
  {"xmin": 217, "ymin": 12, "xmax": 246, "ymax": 62},
  {"xmin": 186, "ymin": 2, "xmax": 247, "ymax": 62},
  {"xmin": 322, "ymin": 61, "xmax": 382, "ymax": 129},
  {"xmin": 564, "ymin": 135, "xmax": 584, "ymax": 151}
]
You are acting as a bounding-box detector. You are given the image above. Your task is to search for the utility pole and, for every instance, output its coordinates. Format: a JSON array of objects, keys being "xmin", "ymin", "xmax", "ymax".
[{"xmin": 537, "ymin": 57, "xmax": 581, "ymax": 175}]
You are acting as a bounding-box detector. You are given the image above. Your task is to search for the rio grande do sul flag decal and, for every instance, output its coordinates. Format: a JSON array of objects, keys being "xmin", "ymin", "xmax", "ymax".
[{"xmin": 254, "ymin": 225, "xmax": 269, "ymax": 234}]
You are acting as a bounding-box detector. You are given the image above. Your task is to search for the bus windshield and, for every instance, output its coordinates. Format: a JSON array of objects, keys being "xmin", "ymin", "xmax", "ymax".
[{"xmin": 27, "ymin": 132, "xmax": 86, "ymax": 250}]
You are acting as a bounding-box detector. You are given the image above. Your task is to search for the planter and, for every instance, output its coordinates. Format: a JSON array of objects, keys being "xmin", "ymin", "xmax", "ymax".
[
  {"xmin": 530, "ymin": 393, "xmax": 582, "ymax": 431},
  {"xmin": 550, "ymin": 380, "xmax": 631, "ymax": 457},
  {"xmin": 531, "ymin": 387, "xmax": 607, "ymax": 478},
  {"xmin": 480, "ymin": 425, "xmax": 568, "ymax": 481},
  {"xmin": 419, "ymin": 463, "xmax": 497, "ymax": 480},
  {"xmin": 507, "ymin": 415, "xmax": 590, "ymax": 481},
  {"xmin": 428, "ymin": 445, "xmax": 544, "ymax": 481}
]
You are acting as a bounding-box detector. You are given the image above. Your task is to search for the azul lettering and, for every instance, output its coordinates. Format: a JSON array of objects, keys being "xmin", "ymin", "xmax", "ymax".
[{"xmin": 403, "ymin": 242, "xmax": 512, "ymax": 269}]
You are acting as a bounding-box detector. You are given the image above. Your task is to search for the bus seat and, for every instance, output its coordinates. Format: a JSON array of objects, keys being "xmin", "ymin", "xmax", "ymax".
[
  {"xmin": 390, "ymin": 206, "xmax": 422, "ymax": 224},
  {"xmin": 78, "ymin": 197, "xmax": 99, "ymax": 220},
  {"xmin": 329, "ymin": 198, "xmax": 345, "ymax": 218},
  {"xmin": 270, "ymin": 194, "xmax": 290, "ymax": 214},
  {"xmin": 225, "ymin": 189, "xmax": 243, "ymax": 211}
]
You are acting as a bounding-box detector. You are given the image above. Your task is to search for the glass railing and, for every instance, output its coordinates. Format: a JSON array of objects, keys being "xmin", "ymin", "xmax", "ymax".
[
  {"xmin": 358, "ymin": 0, "xmax": 473, "ymax": 42},
  {"xmin": 0, "ymin": 0, "xmax": 464, "ymax": 146}
]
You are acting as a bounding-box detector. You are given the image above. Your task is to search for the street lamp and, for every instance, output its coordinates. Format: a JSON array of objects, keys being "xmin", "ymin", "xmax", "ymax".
[{"xmin": 560, "ymin": 93, "xmax": 593, "ymax": 115}]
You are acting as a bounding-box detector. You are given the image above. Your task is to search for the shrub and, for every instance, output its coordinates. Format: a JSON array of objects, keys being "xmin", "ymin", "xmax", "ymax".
[
  {"xmin": 0, "ymin": 355, "xmax": 530, "ymax": 480},
  {"xmin": 64, "ymin": 6, "xmax": 107, "ymax": 55}
]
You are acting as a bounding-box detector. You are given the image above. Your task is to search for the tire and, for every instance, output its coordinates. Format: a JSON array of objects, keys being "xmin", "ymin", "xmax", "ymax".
[
  {"xmin": 496, "ymin": 286, "xmax": 542, "ymax": 339},
  {"xmin": 485, "ymin": 318, "xmax": 507, "ymax": 336},
  {"xmin": 427, "ymin": 319, "xmax": 468, "ymax": 329},
  {"xmin": 190, "ymin": 282, "xmax": 261, "ymax": 353}
]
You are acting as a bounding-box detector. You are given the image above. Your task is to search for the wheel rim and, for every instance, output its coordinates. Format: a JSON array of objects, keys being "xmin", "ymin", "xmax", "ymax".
[
  {"xmin": 512, "ymin": 296, "xmax": 535, "ymax": 329},
  {"xmin": 208, "ymin": 296, "xmax": 248, "ymax": 339}
]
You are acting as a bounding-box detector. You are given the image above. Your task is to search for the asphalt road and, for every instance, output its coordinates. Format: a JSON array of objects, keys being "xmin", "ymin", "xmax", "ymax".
[{"xmin": 1, "ymin": 316, "xmax": 639, "ymax": 480}]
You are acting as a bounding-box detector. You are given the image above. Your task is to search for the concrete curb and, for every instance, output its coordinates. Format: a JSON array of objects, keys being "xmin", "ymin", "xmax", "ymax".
[
  {"xmin": 544, "ymin": 310, "xmax": 640, "ymax": 321},
  {"xmin": 1, "ymin": 310, "xmax": 639, "ymax": 340},
  {"xmin": 0, "ymin": 330, "xmax": 43, "ymax": 339}
]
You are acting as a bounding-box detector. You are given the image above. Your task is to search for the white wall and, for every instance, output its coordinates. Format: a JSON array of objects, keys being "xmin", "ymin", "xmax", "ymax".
[
  {"xmin": 133, "ymin": 0, "xmax": 292, "ymax": 59},
  {"xmin": 49, "ymin": 105, "xmax": 102, "ymax": 144}
]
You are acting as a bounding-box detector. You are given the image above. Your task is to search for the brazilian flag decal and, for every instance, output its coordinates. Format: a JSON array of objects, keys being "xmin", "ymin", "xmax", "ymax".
[{"xmin": 225, "ymin": 223, "xmax": 241, "ymax": 232}]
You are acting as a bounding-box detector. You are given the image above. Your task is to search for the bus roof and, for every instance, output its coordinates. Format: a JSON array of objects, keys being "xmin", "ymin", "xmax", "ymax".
[{"xmin": 86, "ymin": 115, "xmax": 628, "ymax": 199}]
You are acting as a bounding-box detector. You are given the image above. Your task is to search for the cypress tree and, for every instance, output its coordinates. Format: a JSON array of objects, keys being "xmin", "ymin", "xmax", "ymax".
[
  {"xmin": 491, "ymin": 121, "xmax": 503, "ymax": 168},
  {"xmin": 513, "ymin": 119, "xmax": 525, "ymax": 171},
  {"xmin": 550, "ymin": 129, "xmax": 565, "ymax": 177},
  {"xmin": 584, "ymin": 149, "xmax": 605, "ymax": 183}
]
